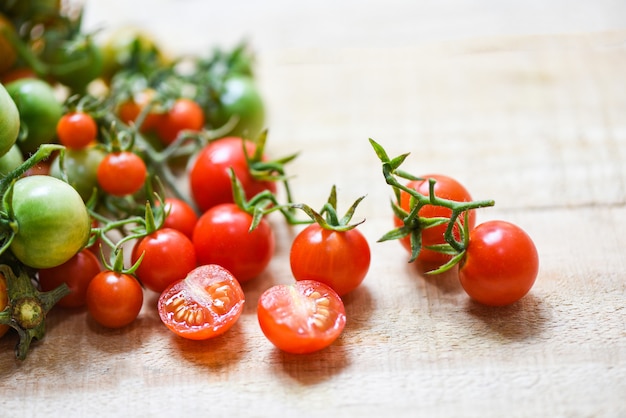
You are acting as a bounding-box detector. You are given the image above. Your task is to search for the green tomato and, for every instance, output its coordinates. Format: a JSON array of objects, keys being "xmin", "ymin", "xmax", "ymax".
[
  {"xmin": 0, "ymin": 144, "xmax": 24, "ymax": 178},
  {"xmin": 9, "ymin": 175, "xmax": 91, "ymax": 269},
  {"xmin": 0, "ymin": 82, "xmax": 20, "ymax": 157},
  {"xmin": 47, "ymin": 37, "xmax": 104, "ymax": 92},
  {"xmin": 211, "ymin": 76, "xmax": 265, "ymax": 139},
  {"xmin": 49, "ymin": 146, "xmax": 106, "ymax": 202},
  {"xmin": 5, "ymin": 79, "xmax": 62, "ymax": 155}
]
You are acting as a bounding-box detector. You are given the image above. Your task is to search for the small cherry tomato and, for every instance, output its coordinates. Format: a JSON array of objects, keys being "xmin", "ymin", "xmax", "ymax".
[
  {"xmin": 39, "ymin": 249, "xmax": 102, "ymax": 308},
  {"xmin": 0, "ymin": 272, "xmax": 8, "ymax": 338},
  {"xmin": 86, "ymin": 270, "xmax": 144, "ymax": 328},
  {"xmin": 49, "ymin": 145, "xmax": 106, "ymax": 202},
  {"xmin": 160, "ymin": 197, "xmax": 198, "ymax": 239},
  {"xmin": 158, "ymin": 264, "xmax": 245, "ymax": 340},
  {"xmin": 131, "ymin": 228, "xmax": 197, "ymax": 293},
  {"xmin": 257, "ymin": 280, "xmax": 346, "ymax": 354},
  {"xmin": 290, "ymin": 224, "xmax": 370, "ymax": 296},
  {"xmin": 459, "ymin": 220, "xmax": 539, "ymax": 306},
  {"xmin": 209, "ymin": 75, "xmax": 265, "ymax": 139},
  {"xmin": 97, "ymin": 151, "xmax": 147, "ymax": 196},
  {"xmin": 155, "ymin": 98, "xmax": 204, "ymax": 145},
  {"xmin": 192, "ymin": 203, "xmax": 274, "ymax": 283},
  {"xmin": 56, "ymin": 111, "xmax": 98, "ymax": 149},
  {"xmin": 0, "ymin": 82, "xmax": 19, "ymax": 157},
  {"xmin": 117, "ymin": 89, "xmax": 162, "ymax": 132}
]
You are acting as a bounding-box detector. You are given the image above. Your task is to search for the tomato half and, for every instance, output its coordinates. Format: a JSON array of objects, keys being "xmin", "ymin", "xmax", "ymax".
[
  {"xmin": 86, "ymin": 270, "xmax": 144, "ymax": 328},
  {"xmin": 290, "ymin": 224, "xmax": 370, "ymax": 296},
  {"xmin": 257, "ymin": 280, "xmax": 346, "ymax": 354},
  {"xmin": 0, "ymin": 82, "xmax": 19, "ymax": 157},
  {"xmin": 0, "ymin": 272, "xmax": 8, "ymax": 338},
  {"xmin": 97, "ymin": 151, "xmax": 147, "ymax": 196},
  {"xmin": 192, "ymin": 203, "xmax": 275, "ymax": 283},
  {"xmin": 188, "ymin": 136, "xmax": 276, "ymax": 212},
  {"xmin": 459, "ymin": 220, "xmax": 539, "ymax": 306},
  {"xmin": 158, "ymin": 264, "xmax": 245, "ymax": 340},
  {"xmin": 394, "ymin": 174, "xmax": 475, "ymax": 266}
]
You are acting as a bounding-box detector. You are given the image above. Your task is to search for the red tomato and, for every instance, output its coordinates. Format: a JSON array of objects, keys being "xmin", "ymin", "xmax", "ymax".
[
  {"xmin": 0, "ymin": 273, "xmax": 8, "ymax": 338},
  {"xmin": 257, "ymin": 280, "xmax": 346, "ymax": 354},
  {"xmin": 459, "ymin": 220, "xmax": 539, "ymax": 306},
  {"xmin": 117, "ymin": 89, "xmax": 161, "ymax": 132},
  {"xmin": 192, "ymin": 203, "xmax": 274, "ymax": 283},
  {"xmin": 158, "ymin": 264, "xmax": 245, "ymax": 340},
  {"xmin": 290, "ymin": 224, "xmax": 370, "ymax": 296},
  {"xmin": 394, "ymin": 174, "xmax": 475, "ymax": 266},
  {"xmin": 131, "ymin": 227, "xmax": 197, "ymax": 293},
  {"xmin": 38, "ymin": 249, "xmax": 102, "ymax": 308},
  {"xmin": 97, "ymin": 151, "xmax": 147, "ymax": 196},
  {"xmin": 56, "ymin": 111, "xmax": 98, "ymax": 149},
  {"xmin": 188, "ymin": 136, "xmax": 276, "ymax": 212},
  {"xmin": 161, "ymin": 197, "xmax": 198, "ymax": 239},
  {"xmin": 155, "ymin": 98, "xmax": 204, "ymax": 145},
  {"xmin": 86, "ymin": 270, "xmax": 144, "ymax": 328}
]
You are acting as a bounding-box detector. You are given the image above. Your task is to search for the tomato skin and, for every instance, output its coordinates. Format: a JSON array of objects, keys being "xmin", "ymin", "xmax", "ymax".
[
  {"xmin": 97, "ymin": 151, "xmax": 147, "ymax": 196},
  {"xmin": 131, "ymin": 228, "xmax": 197, "ymax": 293},
  {"xmin": 0, "ymin": 82, "xmax": 19, "ymax": 157},
  {"xmin": 0, "ymin": 272, "xmax": 8, "ymax": 338},
  {"xmin": 459, "ymin": 221, "xmax": 539, "ymax": 307},
  {"xmin": 49, "ymin": 146, "xmax": 106, "ymax": 202},
  {"xmin": 86, "ymin": 271, "xmax": 143, "ymax": 328},
  {"xmin": 10, "ymin": 175, "xmax": 91, "ymax": 269},
  {"xmin": 56, "ymin": 112, "xmax": 98, "ymax": 149},
  {"xmin": 394, "ymin": 174, "xmax": 475, "ymax": 266},
  {"xmin": 39, "ymin": 249, "xmax": 101, "ymax": 308},
  {"xmin": 158, "ymin": 264, "xmax": 245, "ymax": 340},
  {"xmin": 192, "ymin": 203, "xmax": 274, "ymax": 283},
  {"xmin": 189, "ymin": 136, "xmax": 276, "ymax": 212},
  {"xmin": 161, "ymin": 197, "xmax": 198, "ymax": 239},
  {"xmin": 155, "ymin": 98, "xmax": 204, "ymax": 145},
  {"xmin": 257, "ymin": 280, "xmax": 346, "ymax": 354},
  {"xmin": 290, "ymin": 224, "xmax": 370, "ymax": 296}
]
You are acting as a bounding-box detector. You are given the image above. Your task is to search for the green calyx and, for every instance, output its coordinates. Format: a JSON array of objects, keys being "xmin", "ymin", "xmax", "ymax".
[{"xmin": 290, "ymin": 185, "xmax": 366, "ymax": 232}]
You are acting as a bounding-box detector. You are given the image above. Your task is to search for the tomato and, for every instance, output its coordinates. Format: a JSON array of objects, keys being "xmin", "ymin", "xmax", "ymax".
[
  {"xmin": 38, "ymin": 249, "xmax": 101, "ymax": 308},
  {"xmin": 394, "ymin": 174, "xmax": 475, "ymax": 266},
  {"xmin": 0, "ymin": 144, "xmax": 23, "ymax": 178},
  {"xmin": 155, "ymin": 98, "xmax": 204, "ymax": 145},
  {"xmin": 86, "ymin": 270, "xmax": 143, "ymax": 328},
  {"xmin": 117, "ymin": 89, "xmax": 162, "ymax": 132},
  {"xmin": 5, "ymin": 78, "xmax": 63, "ymax": 155},
  {"xmin": 209, "ymin": 76, "xmax": 265, "ymax": 139},
  {"xmin": 192, "ymin": 203, "xmax": 274, "ymax": 283},
  {"xmin": 290, "ymin": 224, "xmax": 370, "ymax": 296},
  {"xmin": 131, "ymin": 228, "xmax": 197, "ymax": 293},
  {"xmin": 0, "ymin": 272, "xmax": 8, "ymax": 338},
  {"xmin": 0, "ymin": 82, "xmax": 20, "ymax": 157},
  {"xmin": 0, "ymin": 14, "xmax": 17, "ymax": 74},
  {"xmin": 158, "ymin": 264, "xmax": 245, "ymax": 340},
  {"xmin": 189, "ymin": 136, "xmax": 276, "ymax": 212},
  {"xmin": 49, "ymin": 145, "xmax": 106, "ymax": 202},
  {"xmin": 257, "ymin": 280, "xmax": 346, "ymax": 354},
  {"xmin": 97, "ymin": 151, "xmax": 147, "ymax": 196},
  {"xmin": 160, "ymin": 197, "xmax": 198, "ymax": 239},
  {"xmin": 46, "ymin": 36, "xmax": 104, "ymax": 92},
  {"xmin": 56, "ymin": 111, "xmax": 98, "ymax": 149},
  {"xmin": 459, "ymin": 220, "xmax": 539, "ymax": 307},
  {"xmin": 0, "ymin": 67, "xmax": 37, "ymax": 85},
  {"xmin": 9, "ymin": 175, "xmax": 91, "ymax": 269}
]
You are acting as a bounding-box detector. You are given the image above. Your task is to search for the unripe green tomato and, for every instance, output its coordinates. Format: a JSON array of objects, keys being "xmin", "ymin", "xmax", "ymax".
[
  {"xmin": 211, "ymin": 76, "xmax": 265, "ymax": 140},
  {"xmin": 0, "ymin": 82, "xmax": 20, "ymax": 157},
  {"xmin": 49, "ymin": 146, "xmax": 106, "ymax": 202},
  {"xmin": 0, "ymin": 144, "xmax": 24, "ymax": 178}
]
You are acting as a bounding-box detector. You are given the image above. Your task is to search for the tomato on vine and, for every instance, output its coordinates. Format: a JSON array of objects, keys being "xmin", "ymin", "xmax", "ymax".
[
  {"xmin": 0, "ymin": 82, "xmax": 19, "ymax": 157},
  {"xmin": 160, "ymin": 197, "xmax": 198, "ymax": 239},
  {"xmin": 155, "ymin": 98, "xmax": 204, "ymax": 145},
  {"xmin": 97, "ymin": 150, "xmax": 147, "ymax": 197},
  {"xmin": 86, "ymin": 269, "xmax": 144, "ymax": 328},
  {"xmin": 56, "ymin": 111, "xmax": 98, "ymax": 149},
  {"xmin": 0, "ymin": 273, "xmax": 8, "ymax": 339}
]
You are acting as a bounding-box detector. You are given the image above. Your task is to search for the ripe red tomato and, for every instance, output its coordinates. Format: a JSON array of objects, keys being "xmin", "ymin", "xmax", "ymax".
[
  {"xmin": 97, "ymin": 151, "xmax": 147, "ymax": 196},
  {"xmin": 0, "ymin": 273, "xmax": 9, "ymax": 338},
  {"xmin": 459, "ymin": 220, "xmax": 539, "ymax": 306},
  {"xmin": 188, "ymin": 136, "xmax": 276, "ymax": 212},
  {"xmin": 38, "ymin": 249, "xmax": 102, "ymax": 308},
  {"xmin": 158, "ymin": 264, "xmax": 245, "ymax": 340},
  {"xmin": 86, "ymin": 270, "xmax": 144, "ymax": 328},
  {"xmin": 155, "ymin": 98, "xmax": 204, "ymax": 145},
  {"xmin": 131, "ymin": 227, "xmax": 197, "ymax": 293},
  {"xmin": 257, "ymin": 280, "xmax": 346, "ymax": 354},
  {"xmin": 117, "ymin": 89, "xmax": 161, "ymax": 132},
  {"xmin": 160, "ymin": 197, "xmax": 198, "ymax": 239},
  {"xmin": 56, "ymin": 111, "xmax": 98, "ymax": 149},
  {"xmin": 394, "ymin": 174, "xmax": 475, "ymax": 266},
  {"xmin": 290, "ymin": 224, "xmax": 370, "ymax": 296},
  {"xmin": 192, "ymin": 203, "xmax": 274, "ymax": 283}
]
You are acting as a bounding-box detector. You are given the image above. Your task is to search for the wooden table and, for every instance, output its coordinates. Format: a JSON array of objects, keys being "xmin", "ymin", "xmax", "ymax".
[{"xmin": 2, "ymin": 2, "xmax": 625, "ymax": 417}]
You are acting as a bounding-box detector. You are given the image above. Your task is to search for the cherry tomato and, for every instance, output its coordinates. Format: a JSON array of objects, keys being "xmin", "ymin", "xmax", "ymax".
[
  {"xmin": 46, "ymin": 36, "xmax": 104, "ymax": 92},
  {"xmin": 0, "ymin": 144, "xmax": 23, "ymax": 178},
  {"xmin": 155, "ymin": 98, "xmax": 204, "ymax": 145},
  {"xmin": 192, "ymin": 203, "xmax": 274, "ymax": 283},
  {"xmin": 189, "ymin": 136, "xmax": 276, "ymax": 212},
  {"xmin": 49, "ymin": 145, "xmax": 106, "ymax": 202},
  {"xmin": 160, "ymin": 197, "xmax": 198, "ymax": 239},
  {"xmin": 0, "ymin": 272, "xmax": 8, "ymax": 338},
  {"xmin": 97, "ymin": 151, "xmax": 147, "ymax": 196},
  {"xmin": 38, "ymin": 249, "xmax": 102, "ymax": 308},
  {"xmin": 56, "ymin": 112, "xmax": 98, "ymax": 149},
  {"xmin": 0, "ymin": 14, "xmax": 17, "ymax": 74},
  {"xmin": 158, "ymin": 264, "xmax": 245, "ymax": 340},
  {"xmin": 394, "ymin": 174, "xmax": 475, "ymax": 266},
  {"xmin": 131, "ymin": 228, "xmax": 197, "ymax": 293},
  {"xmin": 257, "ymin": 280, "xmax": 346, "ymax": 354},
  {"xmin": 290, "ymin": 224, "xmax": 370, "ymax": 296},
  {"xmin": 209, "ymin": 76, "xmax": 265, "ymax": 139},
  {"xmin": 0, "ymin": 82, "xmax": 19, "ymax": 157},
  {"xmin": 86, "ymin": 270, "xmax": 143, "ymax": 328},
  {"xmin": 459, "ymin": 220, "xmax": 539, "ymax": 306},
  {"xmin": 117, "ymin": 89, "xmax": 162, "ymax": 132}
]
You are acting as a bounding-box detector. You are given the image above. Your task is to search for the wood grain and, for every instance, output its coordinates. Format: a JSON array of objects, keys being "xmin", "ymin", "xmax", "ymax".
[{"xmin": 1, "ymin": 15, "xmax": 625, "ymax": 418}]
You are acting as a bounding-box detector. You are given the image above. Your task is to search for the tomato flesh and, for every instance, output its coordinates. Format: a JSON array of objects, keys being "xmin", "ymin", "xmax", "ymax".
[
  {"xmin": 158, "ymin": 264, "xmax": 245, "ymax": 340},
  {"xmin": 257, "ymin": 280, "xmax": 346, "ymax": 354}
]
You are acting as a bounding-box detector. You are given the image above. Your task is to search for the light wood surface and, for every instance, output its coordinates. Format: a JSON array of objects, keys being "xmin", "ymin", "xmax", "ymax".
[{"xmin": 2, "ymin": 2, "xmax": 625, "ymax": 417}]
